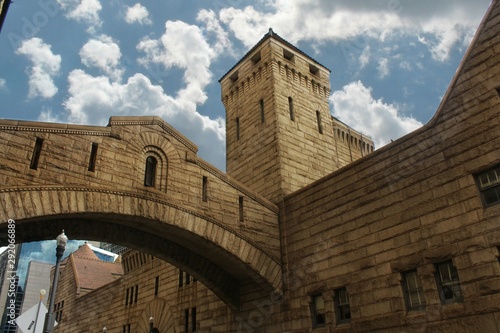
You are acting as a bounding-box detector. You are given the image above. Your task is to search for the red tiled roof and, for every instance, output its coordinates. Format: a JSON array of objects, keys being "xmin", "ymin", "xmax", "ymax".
[{"xmin": 69, "ymin": 244, "xmax": 123, "ymax": 292}]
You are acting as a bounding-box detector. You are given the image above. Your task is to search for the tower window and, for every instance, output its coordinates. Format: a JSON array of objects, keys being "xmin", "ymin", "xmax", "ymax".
[
  {"xmin": 229, "ymin": 71, "xmax": 238, "ymax": 83},
  {"xmin": 288, "ymin": 96, "xmax": 294, "ymax": 121},
  {"xmin": 88, "ymin": 142, "xmax": 98, "ymax": 172},
  {"xmin": 316, "ymin": 110, "xmax": 323, "ymax": 134},
  {"xmin": 235, "ymin": 117, "xmax": 240, "ymax": 141},
  {"xmin": 30, "ymin": 137, "xmax": 44, "ymax": 170},
  {"xmin": 202, "ymin": 176, "xmax": 208, "ymax": 202},
  {"xmin": 251, "ymin": 51, "xmax": 261, "ymax": 64},
  {"xmin": 283, "ymin": 49, "xmax": 294, "ymax": 62},
  {"xmin": 144, "ymin": 156, "xmax": 157, "ymax": 187},
  {"xmin": 475, "ymin": 164, "xmax": 500, "ymax": 207},
  {"xmin": 309, "ymin": 63, "xmax": 319, "ymax": 76},
  {"xmin": 259, "ymin": 99, "xmax": 265, "ymax": 123}
]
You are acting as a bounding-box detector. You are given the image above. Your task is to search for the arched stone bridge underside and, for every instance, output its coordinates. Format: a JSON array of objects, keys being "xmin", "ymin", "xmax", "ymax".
[{"xmin": 0, "ymin": 186, "xmax": 282, "ymax": 307}]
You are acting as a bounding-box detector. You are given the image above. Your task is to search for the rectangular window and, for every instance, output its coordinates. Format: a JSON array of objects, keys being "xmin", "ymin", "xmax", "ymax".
[
  {"xmin": 310, "ymin": 294, "xmax": 326, "ymax": 328},
  {"xmin": 186, "ymin": 272, "xmax": 191, "ymax": 285},
  {"xmin": 435, "ymin": 260, "xmax": 463, "ymax": 304},
  {"xmin": 316, "ymin": 110, "xmax": 323, "ymax": 134},
  {"xmin": 154, "ymin": 276, "xmax": 159, "ymax": 296},
  {"xmin": 134, "ymin": 285, "xmax": 139, "ymax": 303},
  {"xmin": 88, "ymin": 142, "xmax": 98, "ymax": 172},
  {"xmin": 288, "ymin": 96, "xmax": 294, "ymax": 121},
  {"xmin": 283, "ymin": 49, "xmax": 295, "ymax": 62},
  {"xmin": 402, "ymin": 270, "xmax": 426, "ymax": 310},
  {"xmin": 235, "ymin": 117, "xmax": 240, "ymax": 141},
  {"xmin": 30, "ymin": 137, "xmax": 44, "ymax": 170},
  {"xmin": 179, "ymin": 270, "xmax": 184, "ymax": 287},
  {"xmin": 335, "ymin": 288, "xmax": 351, "ymax": 323},
  {"xmin": 125, "ymin": 288, "xmax": 129, "ymax": 306},
  {"xmin": 475, "ymin": 164, "xmax": 500, "ymax": 207},
  {"xmin": 184, "ymin": 309, "xmax": 189, "ymax": 333},
  {"xmin": 259, "ymin": 99, "xmax": 265, "ymax": 123},
  {"xmin": 239, "ymin": 196, "xmax": 244, "ymax": 222},
  {"xmin": 202, "ymin": 176, "xmax": 208, "ymax": 202},
  {"xmin": 191, "ymin": 307, "xmax": 197, "ymax": 332}
]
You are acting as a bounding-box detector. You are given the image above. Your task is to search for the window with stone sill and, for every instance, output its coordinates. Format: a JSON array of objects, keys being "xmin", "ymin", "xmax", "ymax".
[
  {"xmin": 334, "ymin": 287, "xmax": 351, "ymax": 323},
  {"xmin": 435, "ymin": 260, "xmax": 463, "ymax": 304},
  {"xmin": 475, "ymin": 164, "xmax": 500, "ymax": 207},
  {"xmin": 402, "ymin": 270, "xmax": 426, "ymax": 310},
  {"xmin": 310, "ymin": 294, "xmax": 326, "ymax": 328}
]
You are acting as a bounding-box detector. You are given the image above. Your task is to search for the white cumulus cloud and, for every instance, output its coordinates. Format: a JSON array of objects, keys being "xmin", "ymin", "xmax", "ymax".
[
  {"xmin": 80, "ymin": 35, "xmax": 123, "ymax": 81},
  {"xmin": 16, "ymin": 38, "xmax": 61, "ymax": 99},
  {"xmin": 330, "ymin": 81, "xmax": 422, "ymax": 148},
  {"xmin": 125, "ymin": 3, "xmax": 152, "ymax": 25},
  {"xmin": 218, "ymin": 0, "xmax": 489, "ymax": 62},
  {"xmin": 57, "ymin": 0, "xmax": 102, "ymax": 32}
]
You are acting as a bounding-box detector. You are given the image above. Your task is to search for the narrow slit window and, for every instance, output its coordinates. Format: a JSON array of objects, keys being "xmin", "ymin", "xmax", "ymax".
[
  {"xmin": 235, "ymin": 117, "xmax": 240, "ymax": 141},
  {"xmin": 202, "ymin": 176, "xmax": 208, "ymax": 202},
  {"xmin": 154, "ymin": 276, "xmax": 159, "ymax": 296},
  {"xmin": 134, "ymin": 285, "xmax": 138, "ymax": 303},
  {"xmin": 191, "ymin": 307, "xmax": 197, "ymax": 332},
  {"xmin": 186, "ymin": 272, "xmax": 191, "ymax": 285},
  {"xmin": 288, "ymin": 96, "xmax": 294, "ymax": 121},
  {"xmin": 260, "ymin": 99, "xmax": 265, "ymax": 123},
  {"xmin": 179, "ymin": 270, "xmax": 184, "ymax": 287},
  {"xmin": 316, "ymin": 110, "xmax": 323, "ymax": 134},
  {"xmin": 88, "ymin": 142, "xmax": 98, "ymax": 172},
  {"xmin": 125, "ymin": 288, "xmax": 129, "ymax": 306},
  {"xmin": 144, "ymin": 156, "xmax": 157, "ymax": 187},
  {"xmin": 30, "ymin": 137, "xmax": 44, "ymax": 170},
  {"xmin": 184, "ymin": 309, "xmax": 189, "ymax": 333},
  {"xmin": 239, "ymin": 196, "xmax": 244, "ymax": 222}
]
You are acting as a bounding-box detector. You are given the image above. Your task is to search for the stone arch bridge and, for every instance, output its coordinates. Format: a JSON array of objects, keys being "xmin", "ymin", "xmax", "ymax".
[{"xmin": 0, "ymin": 116, "xmax": 282, "ymax": 308}]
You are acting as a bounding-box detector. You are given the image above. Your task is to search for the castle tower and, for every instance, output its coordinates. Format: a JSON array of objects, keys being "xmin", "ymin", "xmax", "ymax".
[{"xmin": 220, "ymin": 29, "xmax": 373, "ymax": 204}]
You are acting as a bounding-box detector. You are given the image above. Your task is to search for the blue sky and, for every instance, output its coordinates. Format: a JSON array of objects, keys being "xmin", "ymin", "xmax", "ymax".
[{"xmin": 0, "ymin": 0, "xmax": 492, "ymax": 171}]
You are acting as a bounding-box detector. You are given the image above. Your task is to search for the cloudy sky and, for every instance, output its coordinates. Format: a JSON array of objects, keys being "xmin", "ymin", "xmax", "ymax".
[{"xmin": 0, "ymin": 0, "xmax": 492, "ymax": 171}]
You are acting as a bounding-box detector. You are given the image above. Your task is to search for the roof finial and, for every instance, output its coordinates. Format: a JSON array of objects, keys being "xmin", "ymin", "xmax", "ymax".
[{"xmin": 268, "ymin": 27, "xmax": 274, "ymax": 36}]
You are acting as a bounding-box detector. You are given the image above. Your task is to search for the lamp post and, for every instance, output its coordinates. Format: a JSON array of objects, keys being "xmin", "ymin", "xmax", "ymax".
[
  {"xmin": 42, "ymin": 230, "xmax": 68, "ymax": 333},
  {"xmin": 103, "ymin": 326, "xmax": 107, "ymax": 333},
  {"xmin": 149, "ymin": 317, "xmax": 154, "ymax": 333}
]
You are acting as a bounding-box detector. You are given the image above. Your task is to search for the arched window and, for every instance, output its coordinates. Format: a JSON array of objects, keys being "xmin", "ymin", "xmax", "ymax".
[{"xmin": 144, "ymin": 156, "xmax": 157, "ymax": 187}]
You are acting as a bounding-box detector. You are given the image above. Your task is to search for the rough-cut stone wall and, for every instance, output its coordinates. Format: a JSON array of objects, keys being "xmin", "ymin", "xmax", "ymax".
[
  {"xmin": 54, "ymin": 252, "xmax": 234, "ymax": 333},
  {"xmin": 280, "ymin": 1, "xmax": 500, "ymax": 331},
  {"xmin": 222, "ymin": 33, "xmax": 373, "ymax": 204}
]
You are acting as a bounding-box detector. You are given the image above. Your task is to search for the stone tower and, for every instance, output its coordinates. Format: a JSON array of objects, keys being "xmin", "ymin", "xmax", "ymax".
[{"xmin": 220, "ymin": 29, "xmax": 373, "ymax": 204}]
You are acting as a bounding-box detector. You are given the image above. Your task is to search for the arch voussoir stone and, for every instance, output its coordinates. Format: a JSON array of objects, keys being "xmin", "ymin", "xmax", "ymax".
[{"xmin": 0, "ymin": 187, "xmax": 283, "ymax": 306}]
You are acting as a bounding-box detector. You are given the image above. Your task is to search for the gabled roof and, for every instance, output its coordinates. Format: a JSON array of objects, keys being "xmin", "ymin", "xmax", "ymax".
[
  {"xmin": 219, "ymin": 28, "xmax": 330, "ymax": 82},
  {"xmin": 69, "ymin": 243, "xmax": 123, "ymax": 293}
]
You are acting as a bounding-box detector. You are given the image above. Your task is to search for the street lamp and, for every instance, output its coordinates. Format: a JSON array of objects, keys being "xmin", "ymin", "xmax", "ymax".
[
  {"xmin": 42, "ymin": 230, "xmax": 68, "ymax": 333},
  {"xmin": 102, "ymin": 326, "xmax": 107, "ymax": 333},
  {"xmin": 149, "ymin": 317, "xmax": 154, "ymax": 333}
]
